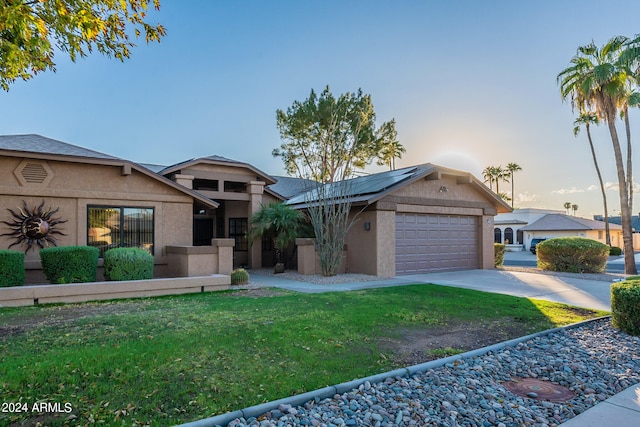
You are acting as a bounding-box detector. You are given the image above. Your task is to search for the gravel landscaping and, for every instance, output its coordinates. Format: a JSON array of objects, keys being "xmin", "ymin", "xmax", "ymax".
[{"xmin": 223, "ymin": 318, "xmax": 640, "ymax": 427}]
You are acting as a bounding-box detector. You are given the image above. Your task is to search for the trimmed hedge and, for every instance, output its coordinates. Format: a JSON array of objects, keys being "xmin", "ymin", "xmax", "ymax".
[
  {"xmin": 40, "ymin": 246, "xmax": 99, "ymax": 284},
  {"xmin": 494, "ymin": 243, "xmax": 506, "ymax": 267},
  {"xmin": 104, "ymin": 248, "xmax": 153, "ymax": 281},
  {"xmin": 230, "ymin": 268, "xmax": 249, "ymax": 285},
  {"xmin": 611, "ymin": 280, "xmax": 640, "ymax": 336},
  {"xmin": 0, "ymin": 250, "xmax": 25, "ymax": 287},
  {"xmin": 536, "ymin": 237, "xmax": 609, "ymax": 273},
  {"xmin": 609, "ymin": 246, "xmax": 622, "ymax": 256}
]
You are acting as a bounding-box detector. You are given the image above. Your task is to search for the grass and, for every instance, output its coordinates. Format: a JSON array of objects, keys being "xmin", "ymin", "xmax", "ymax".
[{"xmin": 0, "ymin": 284, "xmax": 608, "ymax": 426}]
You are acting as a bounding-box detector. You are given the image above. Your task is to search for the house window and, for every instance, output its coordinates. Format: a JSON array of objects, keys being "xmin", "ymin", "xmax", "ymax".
[
  {"xmin": 229, "ymin": 218, "xmax": 248, "ymax": 251},
  {"xmin": 88, "ymin": 206, "xmax": 154, "ymax": 257},
  {"xmin": 598, "ymin": 230, "xmax": 603, "ymax": 239},
  {"xmin": 504, "ymin": 227, "xmax": 514, "ymax": 244},
  {"xmin": 494, "ymin": 228, "xmax": 502, "ymax": 243}
]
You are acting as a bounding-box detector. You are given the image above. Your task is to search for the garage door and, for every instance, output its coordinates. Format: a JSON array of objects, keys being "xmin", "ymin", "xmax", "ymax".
[{"xmin": 396, "ymin": 213, "xmax": 479, "ymax": 274}]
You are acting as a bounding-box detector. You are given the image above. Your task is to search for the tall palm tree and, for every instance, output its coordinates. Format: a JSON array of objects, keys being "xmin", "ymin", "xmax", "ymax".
[
  {"xmin": 572, "ymin": 204, "xmax": 579, "ymax": 216},
  {"xmin": 574, "ymin": 112, "xmax": 611, "ymax": 245},
  {"xmin": 558, "ymin": 36, "xmax": 638, "ymax": 274},
  {"xmin": 482, "ymin": 166, "xmax": 497, "ymax": 192},
  {"xmin": 506, "ymin": 162, "xmax": 522, "ymax": 208},
  {"xmin": 377, "ymin": 140, "xmax": 406, "ymax": 170},
  {"xmin": 563, "ymin": 202, "xmax": 572, "ymax": 215}
]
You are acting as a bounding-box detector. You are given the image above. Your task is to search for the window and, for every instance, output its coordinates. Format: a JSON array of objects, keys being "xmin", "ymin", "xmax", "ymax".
[
  {"xmin": 504, "ymin": 227, "xmax": 514, "ymax": 244},
  {"xmin": 229, "ymin": 218, "xmax": 248, "ymax": 251},
  {"xmin": 88, "ymin": 206, "xmax": 154, "ymax": 257},
  {"xmin": 494, "ymin": 228, "xmax": 502, "ymax": 243}
]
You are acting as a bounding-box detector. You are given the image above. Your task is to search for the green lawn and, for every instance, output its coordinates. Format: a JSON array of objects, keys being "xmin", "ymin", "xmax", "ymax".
[{"xmin": 0, "ymin": 284, "xmax": 608, "ymax": 426}]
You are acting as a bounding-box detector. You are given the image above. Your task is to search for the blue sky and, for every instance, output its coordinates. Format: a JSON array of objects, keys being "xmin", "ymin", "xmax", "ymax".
[{"xmin": 2, "ymin": 0, "xmax": 640, "ymax": 217}]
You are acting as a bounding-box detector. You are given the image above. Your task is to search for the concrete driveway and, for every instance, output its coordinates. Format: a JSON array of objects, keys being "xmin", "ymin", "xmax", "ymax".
[{"xmin": 251, "ymin": 269, "xmax": 615, "ymax": 311}]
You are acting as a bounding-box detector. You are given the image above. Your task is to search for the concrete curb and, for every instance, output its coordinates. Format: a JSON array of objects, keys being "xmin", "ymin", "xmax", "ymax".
[{"xmin": 177, "ymin": 315, "xmax": 612, "ymax": 427}]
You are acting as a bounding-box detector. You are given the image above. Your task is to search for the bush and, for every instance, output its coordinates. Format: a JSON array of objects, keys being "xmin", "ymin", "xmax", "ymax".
[
  {"xmin": 40, "ymin": 246, "xmax": 99, "ymax": 284},
  {"xmin": 494, "ymin": 243, "xmax": 506, "ymax": 267},
  {"xmin": 230, "ymin": 268, "xmax": 249, "ymax": 285},
  {"xmin": 104, "ymin": 248, "xmax": 153, "ymax": 281},
  {"xmin": 0, "ymin": 250, "xmax": 25, "ymax": 287},
  {"xmin": 536, "ymin": 237, "xmax": 609, "ymax": 273},
  {"xmin": 609, "ymin": 246, "xmax": 622, "ymax": 256},
  {"xmin": 611, "ymin": 280, "xmax": 640, "ymax": 336}
]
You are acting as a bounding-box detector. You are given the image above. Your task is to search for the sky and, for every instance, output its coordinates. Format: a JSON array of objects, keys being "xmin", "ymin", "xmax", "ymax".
[{"xmin": 2, "ymin": 0, "xmax": 640, "ymax": 218}]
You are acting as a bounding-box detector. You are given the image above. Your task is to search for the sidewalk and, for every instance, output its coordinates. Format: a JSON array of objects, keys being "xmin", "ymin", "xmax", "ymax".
[{"xmin": 243, "ymin": 268, "xmax": 638, "ymax": 427}]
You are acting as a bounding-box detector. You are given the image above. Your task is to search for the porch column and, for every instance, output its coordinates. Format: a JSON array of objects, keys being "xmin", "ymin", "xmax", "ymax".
[{"xmin": 247, "ymin": 180, "xmax": 265, "ymax": 269}]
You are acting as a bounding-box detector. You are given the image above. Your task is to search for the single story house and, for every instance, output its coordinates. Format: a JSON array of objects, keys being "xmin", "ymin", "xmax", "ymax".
[
  {"xmin": 494, "ymin": 208, "xmax": 563, "ymax": 249},
  {"xmin": 1, "ymin": 134, "xmax": 511, "ymax": 282}
]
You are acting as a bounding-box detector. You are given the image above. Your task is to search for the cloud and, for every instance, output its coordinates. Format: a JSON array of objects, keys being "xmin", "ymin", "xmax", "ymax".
[
  {"xmin": 517, "ymin": 192, "xmax": 538, "ymax": 202},
  {"xmin": 552, "ymin": 187, "xmax": 585, "ymax": 195}
]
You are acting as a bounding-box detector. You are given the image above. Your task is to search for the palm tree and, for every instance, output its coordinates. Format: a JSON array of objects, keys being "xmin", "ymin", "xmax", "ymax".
[
  {"xmin": 558, "ymin": 36, "xmax": 638, "ymax": 274},
  {"xmin": 377, "ymin": 140, "xmax": 406, "ymax": 170},
  {"xmin": 563, "ymin": 202, "xmax": 572, "ymax": 215},
  {"xmin": 249, "ymin": 202, "xmax": 307, "ymax": 272},
  {"xmin": 574, "ymin": 112, "xmax": 611, "ymax": 245},
  {"xmin": 506, "ymin": 162, "xmax": 522, "ymax": 208},
  {"xmin": 482, "ymin": 166, "xmax": 497, "ymax": 192},
  {"xmin": 572, "ymin": 204, "xmax": 579, "ymax": 216}
]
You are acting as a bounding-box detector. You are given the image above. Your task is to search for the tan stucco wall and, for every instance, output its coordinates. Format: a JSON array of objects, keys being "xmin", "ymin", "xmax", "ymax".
[{"xmin": 0, "ymin": 156, "xmax": 194, "ymax": 281}]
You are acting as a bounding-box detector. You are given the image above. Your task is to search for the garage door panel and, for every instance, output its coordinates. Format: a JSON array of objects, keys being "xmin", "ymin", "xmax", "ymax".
[{"xmin": 396, "ymin": 213, "xmax": 479, "ymax": 274}]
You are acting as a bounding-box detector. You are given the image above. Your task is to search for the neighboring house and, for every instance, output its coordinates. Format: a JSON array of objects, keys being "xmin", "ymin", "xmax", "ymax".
[
  {"xmin": 494, "ymin": 208, "xmax": 563, "ymax": 249},
  {"xmin": 519, "ymin": 213, "xmax": 624, "ymax": 250},
  {"xmin": 285, "ymin": 165, "xmax": 512, "ymax": 277},
  {"xmin": 0, "ymin": 134, "xmax": 512, "ymax": 281},
  {"xmin": 0, "ymin": 135, "xmax": 219, "ymax": 283}
]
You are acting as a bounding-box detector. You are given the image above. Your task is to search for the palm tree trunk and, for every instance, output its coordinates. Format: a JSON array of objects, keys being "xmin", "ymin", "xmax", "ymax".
[
  {"xmin": 624, "ymin": 106, "xmax": 633, "ymax": 217},
  {"xmin": 606, "ymin": 113, "xmax": 637, "ymax": 274},
  {"xmin": 510, "ymin": 173, "xmax": 515, "ymax": 208},
  {"xmin": 586, "ymin": 124, "xmax": 611, "ymax": 246}
]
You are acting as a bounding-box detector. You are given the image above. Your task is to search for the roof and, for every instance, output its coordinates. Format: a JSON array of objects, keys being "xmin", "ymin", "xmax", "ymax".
[
  {"xmin": 268, "ymin": 176, "xmax": 318, "ymax": 199},
  {"xmin": 0, "ymin": 134, "xmax": 120, "ymax": 160},
  {"xmin": 0, "ymin": 134, "xmax": 218, "ymax": 209},
  {"xmin": 160, "ymin": 155, "xmax": 277, "ymax": 185},
  {"xmin": 519, "ymin": 214, "xmax": 623, "ymax": 232},
  {"xmin": 284, "ymin": 163, "xmax": 512, "ymax": 213}
]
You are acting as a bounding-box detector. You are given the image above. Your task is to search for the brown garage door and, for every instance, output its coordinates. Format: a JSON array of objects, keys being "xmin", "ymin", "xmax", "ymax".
[{"xmin": 395, "ymin": 213, "xmax": 479, "ymax": 274}]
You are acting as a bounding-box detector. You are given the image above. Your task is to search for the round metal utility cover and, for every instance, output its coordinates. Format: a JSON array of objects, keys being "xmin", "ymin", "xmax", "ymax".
[{"xmin": 502, "ymin": 378, "xmax": 575, "ymax": 402}]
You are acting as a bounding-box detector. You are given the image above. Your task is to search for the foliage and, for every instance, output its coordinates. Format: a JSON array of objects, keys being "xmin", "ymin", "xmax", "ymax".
[
  {"xmin": 609, "ymin": 246, "xmax": 622, "ymax": 256},
  {"xmin": 40, "ymin": 246, "xmax": 99, "ymax": 284},
  {"xmin": 536, "ymin": 237, "xmax": 609, "ymax": 273},
  {"xmin": 494, "ymin": 243, "xmax": 506, "ymax": 267},
  {"xmin": 248, "ymin": 202, "xmax": 307, "ymax": 266},
  {"xmin": 230, "ymin": 268, "xmax": 249, "ymax": 285},
  {"xmin": 274, "ymin": 86, "xmax": 400, "ymax": 183},
  {"xmin": 274, "ymin": 86, "xmax": 401, "ymax": 276},
  {"xmin": 0, "ymin": 285, "xmax": 607, "ymax": 426},
  {"xmin": 0, "ymin": 250, "xmax": 25, "ymax": 287},
  {"xmin": 103, "ymin": 247, "xmax": 153, "ymax": 281},
  {"xmin": 558, "ymin": 35, "xmax": 640, "ymax": 274},
  {"xmin": 0, "ymin": 0, "xmax": 166, "ymax": 91},
  {"xmin": 611, "ymin": 280, "xmax": 640, "ymax": 336}
]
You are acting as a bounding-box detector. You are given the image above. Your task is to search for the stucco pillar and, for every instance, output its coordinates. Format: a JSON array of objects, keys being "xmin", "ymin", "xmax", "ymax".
[
  {"xmin": 296, "ymin": 238, "xmax": 317, "ymax": 275},
  {"xmin": 174, "ymin": 174, "xmax": 194, "ymax": 189},
  {"xmin": 247, "ymin": 181, "xmax": 265, "ymax": 269},
  {"xmin": 375, "ymin": 209, "xmax": 397, "ymax": 278},
  {"xmin": 482, "ymin": 214, "xmax": 495, "ymax": 269},
  {"xmin": 212, "ymin": 238, "xmax": 235, "ymax": 274}
]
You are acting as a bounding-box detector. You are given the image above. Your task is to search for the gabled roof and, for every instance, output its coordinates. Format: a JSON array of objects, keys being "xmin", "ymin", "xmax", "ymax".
[
  {"xmin": 0, "ymin": 134, "xmax": 218, "ymax": 209},
  {"xmin": 160, "ymin": 155, "xmax": 277, "ymax": 185},
  {"xmin": 0, "ymin": 134, "xmax": 120, "ymax": 160},
  {"xmin": 284, "ymin": 163, "xmax": 512, "ymax": 213},
  {"xmin": 519, "ymin": 214, "xmax": 622, "ymax": 231}
]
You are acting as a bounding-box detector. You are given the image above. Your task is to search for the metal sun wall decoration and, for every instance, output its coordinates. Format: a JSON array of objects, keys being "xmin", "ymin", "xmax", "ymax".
[{"xmin": 0, "ymin": 200, "xmax": 68, "ymax": 253}]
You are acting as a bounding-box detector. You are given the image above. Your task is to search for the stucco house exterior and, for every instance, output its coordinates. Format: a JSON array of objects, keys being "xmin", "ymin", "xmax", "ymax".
[
  {"xmin": 1, "ymin": 134, "xmax": 511, "ymax": 282},
  {"xmin": 495, "ymin": 208, "xmax": 624, "ymax": 251},
  {"xmin": 285, "ymin": 165, "xmax": 512, "ymax": 277}
]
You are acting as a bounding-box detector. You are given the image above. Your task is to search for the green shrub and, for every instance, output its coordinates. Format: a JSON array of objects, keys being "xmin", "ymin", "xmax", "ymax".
[
  {"xmin": 104, "ymin": 248, "xmax": 154, "ymax": 281},
  {"xmin": 0, "ymin": 250, "xmax": 25, "ymax": 287},
  {"xmin": 611, "ymin": 280, "xmax": 640, "ymax": 336},
  {"xmin": 40, "ymin": 246, "xmax": 99, "ymax": 284},
  {"xmin": 494, "ymin": 243, "xmax": 506, "ymax": 267},
  {"xmin": 230, "ymin": 268, "xmax": 249, "ymax": 285},
  {"xmin": 609, "ymin": 246, "xmax": 622, "ymax": 256},
  {"xmin": 537, "ymin": 237, "xmax": 609, "ymax": 273}
]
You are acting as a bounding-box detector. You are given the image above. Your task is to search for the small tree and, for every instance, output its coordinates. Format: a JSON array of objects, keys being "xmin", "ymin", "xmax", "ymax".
[
  {"xmin": 248, "ymin": 202, "xmax": 307, "ymax": 272},
  {"xmin": 274, "ymin": 86, "xmax": 399, "ymax": 276}
]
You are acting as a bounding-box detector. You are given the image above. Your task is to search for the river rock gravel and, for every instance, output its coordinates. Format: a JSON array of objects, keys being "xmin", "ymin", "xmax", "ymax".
[{"xmin": 224, "ymin": 318, "xmax": 639, "ymax": 427}]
